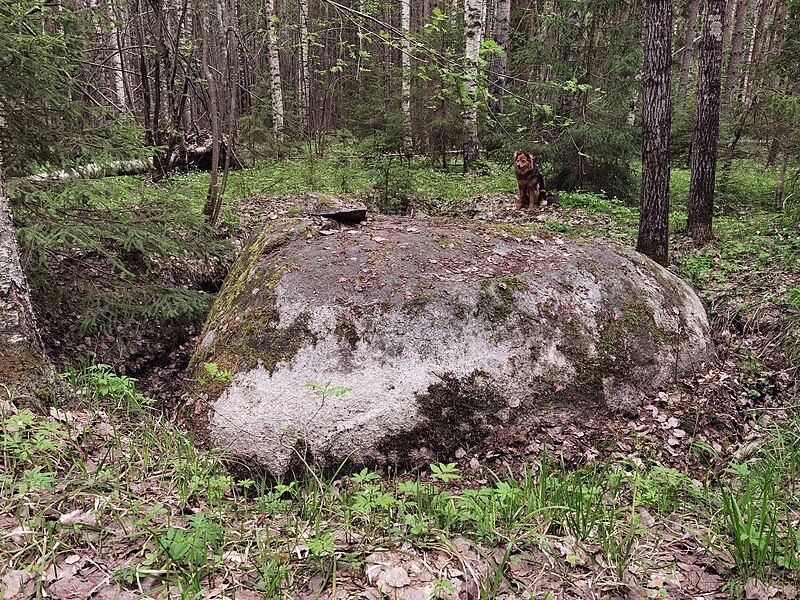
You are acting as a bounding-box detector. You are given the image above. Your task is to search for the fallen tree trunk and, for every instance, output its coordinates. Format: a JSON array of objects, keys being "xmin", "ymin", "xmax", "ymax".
[{"xmin": 26, "ymin": 138, "xmax": 245, "ymax": 183}]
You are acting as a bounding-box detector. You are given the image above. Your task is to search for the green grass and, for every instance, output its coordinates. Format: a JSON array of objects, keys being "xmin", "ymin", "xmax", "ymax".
[
  {"xmin": 2, "ymin": 367, "xmax": 800, "ymax": 597},
  {"xmin": 4, "ymin": 155, "xmax": 800, "ymax": 597}
]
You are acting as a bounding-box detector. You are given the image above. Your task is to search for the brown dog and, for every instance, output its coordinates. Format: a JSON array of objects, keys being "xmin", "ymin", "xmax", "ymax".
[{"xmin": 514, "ymin": 150, "xmax": 547, "ymax": 209}]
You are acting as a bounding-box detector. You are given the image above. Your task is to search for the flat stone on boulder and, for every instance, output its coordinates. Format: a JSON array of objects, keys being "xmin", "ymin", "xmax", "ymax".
[{"xmin": 301, "ymin": 192, "xmax": 367, "ymax": 223}]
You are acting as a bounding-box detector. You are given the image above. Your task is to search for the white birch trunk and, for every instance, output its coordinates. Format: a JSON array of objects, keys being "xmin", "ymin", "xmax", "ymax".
[
  {"xmin": 0, "ymin": 110, "xmax": 56, "ymax": 392},
  {"xmin": 742, "ymin": 0, "xmax": 768, "ymax": 109},
  {"xmin": 400, "ymin": 0, "xmax": 412, "ymax": 154},
  {"xmin": 462, "ymin": 0, "xmax": 484, "ymax": 172},
  {"xmin": 105, "ymin": 0, "xmax": 127, "ymax": 109},
  {"xmin": 298, "ymin": 0, "xmax": 310, "ymax": 135},
  {"xmin": 266, "ymin": 0, "xmax": 285, "ymax": 141}
]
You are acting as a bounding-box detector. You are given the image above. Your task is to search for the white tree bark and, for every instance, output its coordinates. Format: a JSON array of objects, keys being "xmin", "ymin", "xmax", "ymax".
[
  {"xmin": 266, "ymin": 0, "xmax": 285, "ymax": 141},
  {"xmin": 742, "ymin": 0, "xmax": 768, "ymax": 109},
  {"xmin": 462, "ymin": 0, "xmax": 484, "ymax": 172},
  {"xmin": 0, "ymin": 111, "xmax": 55, "ymax": 394},
  {"xmin": 106, "ymin": 0, "xmax": 127, "ymax": 109},
  {"xmin": 400, "ymin": 0, "xmax": 412, "ymax": 154},
  {"xmin": 298, "ymin": 0, "xmax": 310, "ymax": 135}
]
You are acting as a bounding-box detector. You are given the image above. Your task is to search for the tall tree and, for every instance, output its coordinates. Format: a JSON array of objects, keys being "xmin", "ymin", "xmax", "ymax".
[
  {"xmin": 637, "ymin": 0, "xmax": 673, "ymax": 266},
  {"xmin": 298, "ymin": 0, "xmax": 311, "ymax": 138},
  {"xmin": 741, "ymin": 0, "xmax": 769, "ymax": 110},
  {"xmin": 462, "ymin": 0, "xmax": 484, "ymax": 173},
  {"xmin": 266, "ymin": 0, "xmax": 285, "ymax": 142},
  {"xmin": 0, "ymin": 113, "xmax": 58, "ymax": 397},
  {"xmin": 688, "ymin": 0, "xmax": 725, "ymax": 246},
  {"xmin": 401, "ymin": 0, "xmax": 412, "ymax": 155},
  {"xmin": 677, "ymin": 0, "xmax": 701, "ymax": 103},
  {"xmin": 487, "ymin": 0, "xmax": 510, "ymax": 118},
  {"xmin": 0, "ymin": 2, "xmax": 93, "ymax": 398},
  {"xmin": 723, "ymin": 0, "xmax": 751, "ymax": 107}
]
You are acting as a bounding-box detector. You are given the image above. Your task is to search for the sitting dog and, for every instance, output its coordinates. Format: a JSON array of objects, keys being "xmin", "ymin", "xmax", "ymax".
[{"xmin": 514, "ymin": 150, "xmax": 547, "ymax": 209}]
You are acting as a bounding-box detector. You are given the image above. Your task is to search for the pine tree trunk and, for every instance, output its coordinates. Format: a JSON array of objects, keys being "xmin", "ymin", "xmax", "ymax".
[
  {"xmin": 637, "ymin": 0, "xmax": 673, "ymax": 266},
  {"xmin": 462, "ymin": 0, "xmax": 483, "ymax": 173},
  {"xmin": 688, "ymin": 0, "xmax": 725, "ymax": 246},
  {"xmin": 677, "ymin": 0, "xmax": 701, "ymax": 103}
]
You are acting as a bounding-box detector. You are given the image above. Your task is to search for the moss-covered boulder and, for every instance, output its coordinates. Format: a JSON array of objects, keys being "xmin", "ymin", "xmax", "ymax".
[{"xmin": 186, "ymin": 215, "xmax": 715, "ymax": 476}]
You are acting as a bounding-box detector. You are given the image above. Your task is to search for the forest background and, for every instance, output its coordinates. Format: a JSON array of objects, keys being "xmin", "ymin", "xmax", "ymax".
[{"xmin": 1, "ymin": 0, "xmax": 800, "ymax": 597}]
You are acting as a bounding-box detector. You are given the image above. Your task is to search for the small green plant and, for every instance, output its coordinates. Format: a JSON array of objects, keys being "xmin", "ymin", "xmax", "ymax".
[
  {"xmin": 430, "ymin": 462, "xmax": 461, "ymax": 483},
  {"xmin": 304, "ymin": 379, "xmax": 352, "ymax": 402},
  {"xmin": 715, "ymin": 461, "xmax": 800, "ymax": 582},
  {"xmin": 62, "ymin": 363, "xmax": 153, "ymax": 413},
  {"xmin": 203, "ymin": 361, "xmax": 233, "ymax": 382}
]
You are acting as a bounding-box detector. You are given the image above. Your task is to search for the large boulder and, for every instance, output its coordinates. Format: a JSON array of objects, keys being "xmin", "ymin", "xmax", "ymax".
[{"xmin": 186, "ymin": 215, "xmax": 715, "ymax": 476}]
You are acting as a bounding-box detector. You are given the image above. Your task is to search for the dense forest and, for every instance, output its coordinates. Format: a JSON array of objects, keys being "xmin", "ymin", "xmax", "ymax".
[
  {"xmin": 2, "ymin": 0, "xmax": 798, "ymax": 193},
  {"xmin": 1, "ymin": 0, "xmax": 800, "ymax": 598}
]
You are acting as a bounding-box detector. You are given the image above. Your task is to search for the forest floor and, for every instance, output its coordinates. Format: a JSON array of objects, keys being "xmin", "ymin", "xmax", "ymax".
[{"xmin": 3, "ymin": 170, "xmax": 800, "ymax": 599}]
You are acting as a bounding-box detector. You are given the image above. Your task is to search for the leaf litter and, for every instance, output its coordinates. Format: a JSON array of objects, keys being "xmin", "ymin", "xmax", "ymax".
[{"xmin": 3, "ymin": 192, "xmax": 799, "ymax": 599}]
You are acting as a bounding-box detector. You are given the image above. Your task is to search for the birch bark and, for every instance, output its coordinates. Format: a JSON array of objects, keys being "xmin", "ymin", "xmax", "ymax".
[{"xmin": 462, "ymin": 0, "xmax": 484, "ymax": 173}]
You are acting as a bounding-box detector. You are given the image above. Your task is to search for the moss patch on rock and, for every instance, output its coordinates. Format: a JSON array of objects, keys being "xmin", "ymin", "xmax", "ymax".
[
  {"xmin": 477, "ymin": 276, "xmax": 526, "ymax": 322},
  {"xmin": 187, "ymin": 219, "xmax": 317, "ymax": 399},
  {"xmin": 378, "ymin": 370, "xmax": 505, "ymax": 465}
]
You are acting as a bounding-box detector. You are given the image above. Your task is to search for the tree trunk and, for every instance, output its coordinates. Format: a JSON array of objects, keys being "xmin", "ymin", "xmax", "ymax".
[
  {"xmin": 677, "ymin": 0, "xmax": 701, "ymax": 103},
  {"xmin": 688, "ymin": 0, "xmax": 725, "ymax": 246},
  {"xmin": 199, "ymin": 0, "xmax": 223, "ymax": 224},
  {"xmin": 298, "ymin": 0, "xmax": 311, "ymax": 139},
  {"xmin": 487, "ymin": 0, "xmax": 510, "ymax": 118},
  {"xmin": 216, "ymin": 4, "xmax": 241, "ymax": 225},
  {"xmin": 266, "ymin": 0, "xmax": 285, "ymax": 142},
  {"xmin": 723, "ymin": 0, "xmax": 750, "ymax": 107},
  {"xmin": 401, "ymin": 0, "xmax": 413, "ymax": 155},
  {"xmin": 637, "ymin": 0, "xmax": 673, "ymax": 266},
  {"xmin": 741, "ymin": 0, "xmax": 768, "ymax": 109},
  {"xmin": 0, "ymin": 112, "xmax": 60, "ymax": 399},
  {"xmin": 462, "ymin": 0, "xmax": 483, "ymax": 173},
  {"xmin": 774, "ymin": 135, "xmax": 790, "ymax": 210}
]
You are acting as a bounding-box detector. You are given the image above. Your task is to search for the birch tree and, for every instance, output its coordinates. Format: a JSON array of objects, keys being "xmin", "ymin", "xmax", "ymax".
[
  {"xmin": 298, "ymin": 0, "xmax": 311, "ymax": 137},
  {"xmin": 0, "ymin": 112, "xmax": 58, "ymax": 396},
  {"xmin": 266, "ymin": 0, "xmax": 284, "ymax": 142},
  {"xmin": 401, "ymin": 0, "xmax": 412, "ymax": 155},
  {"xmin": 462, "ymin": 0, "xmax": 484, "ymax": 173}
]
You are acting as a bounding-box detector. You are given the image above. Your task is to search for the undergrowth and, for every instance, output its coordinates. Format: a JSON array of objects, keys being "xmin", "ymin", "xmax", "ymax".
[
  {"xmin": 9, "ymin": 179, "xmax": 230, "ymax": 374},
  {"xmin": 1, "ymin": 368, "xmax": 799, "ymax": 598},
  {"xmin": 3, "ymin": 154, "xmax": 798, "ymax": 596}
]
